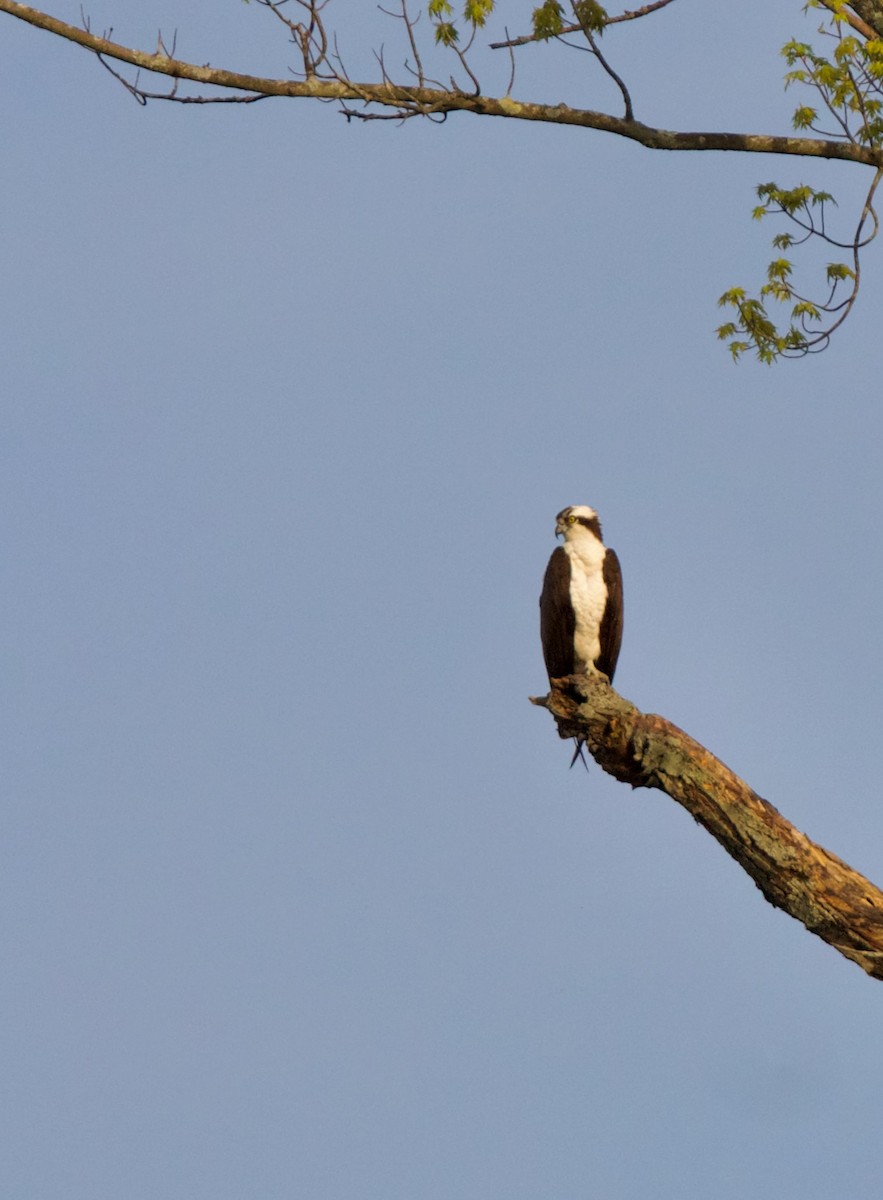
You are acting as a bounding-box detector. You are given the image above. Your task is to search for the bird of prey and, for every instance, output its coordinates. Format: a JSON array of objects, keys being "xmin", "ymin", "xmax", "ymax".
[{"xmin": 540, "ymin": 505, "xmax": 623, "ymax": 765}]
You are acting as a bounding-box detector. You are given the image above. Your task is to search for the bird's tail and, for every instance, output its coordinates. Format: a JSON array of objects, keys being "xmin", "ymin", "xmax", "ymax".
[{"xmin": 569, "ymin": 739, "xmax": 589, "ymax": 771}]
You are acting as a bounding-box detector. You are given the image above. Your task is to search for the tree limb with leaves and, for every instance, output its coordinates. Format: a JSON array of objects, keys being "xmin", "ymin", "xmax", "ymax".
[{"xmin": 2, "ymin": 0, "xmax": 883, "ymax": 359}]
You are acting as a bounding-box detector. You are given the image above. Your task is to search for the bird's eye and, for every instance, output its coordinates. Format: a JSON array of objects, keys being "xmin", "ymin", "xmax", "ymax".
[{"xmin": 567, "ymin": 515, "xmax": 577, "ymax": 524}]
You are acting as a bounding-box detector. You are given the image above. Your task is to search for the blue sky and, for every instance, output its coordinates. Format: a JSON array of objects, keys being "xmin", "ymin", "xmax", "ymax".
[{"xmin": 4, "ymin": 3, "xmax": 883, "ymax": 1197}]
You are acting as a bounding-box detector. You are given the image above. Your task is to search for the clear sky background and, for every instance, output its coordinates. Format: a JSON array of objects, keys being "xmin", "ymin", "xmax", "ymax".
[{"xmin": 4, "ymin": 2, "xmax": 883, "ymax": 1197}]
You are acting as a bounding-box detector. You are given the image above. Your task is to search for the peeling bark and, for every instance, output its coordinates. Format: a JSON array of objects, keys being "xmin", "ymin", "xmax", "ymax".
[{"xmin": 533, "ymin": 675, "xmax": 883, "ymax": 980}]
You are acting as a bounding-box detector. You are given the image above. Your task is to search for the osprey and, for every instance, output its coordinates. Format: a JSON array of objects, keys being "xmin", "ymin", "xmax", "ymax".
[{"xmin": 540, "ymin": 505, "xmax": 623, "ymax": 763}]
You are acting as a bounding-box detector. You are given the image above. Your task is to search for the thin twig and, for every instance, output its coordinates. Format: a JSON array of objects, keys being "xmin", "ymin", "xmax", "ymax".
[
  {"xmin": 580, "ymin": 25, "xmax": 634, "ymax": 121},
  {"xmin": 489, "ymin": 0, "xmax": 676, "ymax": 50}
]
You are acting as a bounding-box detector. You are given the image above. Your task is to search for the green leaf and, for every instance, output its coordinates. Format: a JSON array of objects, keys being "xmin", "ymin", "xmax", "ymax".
[
  {"xmin": 464, "ymin": 0, "xmax": 494, "ymax": 26},
  {"xmin": 834, "ymin": 36, "xmax": 861, "ymax": 64},
  {"xmin": 766, "ymin": 258, "xmax": 793, "ymax": 281},
  {"xmin": 531, "ymin": 0, "xmax": 564, "ymax": 38},
  {"xmin": 572, "ymin": 0, "xmax": 608, "ymax": 33},
  {"xmin": 434, "ymin": 20, "xmax": 459, "ymax": 44},
  {"xmin": 791, "ymin": 300, "xmax": 821, "ymax": 320},
  {"xmin": 781, "ymin": 39, "xmax": 812, "ymax": 63},
  {"xmin": 792, "ymin": 105, "xmax": 817, "ymax": 129}
]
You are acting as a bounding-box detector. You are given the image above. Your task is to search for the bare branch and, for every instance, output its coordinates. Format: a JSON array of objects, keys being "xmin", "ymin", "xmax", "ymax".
[
  {"xmin": 0, "ymin": 2, "xmax": 878, "ymax": 165},
  {"xmin": 575, "ymin": 22, "xmax": 634, "ymax": 122},
  {"xmin": 502, "ymin": 25, "xmax": 516, "ymax": 96},
  {"xmin": 380, "ymin": 0, "xmax": 426, "ymax": 88},
  {"xmin": 534, "ymin": 674, "xmax": 883, "ymax": 980},
  {"xmin": 95, "ymin": 53, "xmax": 268, "ymax": 105}
]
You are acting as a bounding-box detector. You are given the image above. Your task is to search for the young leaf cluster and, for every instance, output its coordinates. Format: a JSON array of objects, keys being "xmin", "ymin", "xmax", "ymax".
[
  {"xmin": 429, "ymin": 0, "xmax": 495, "ymax": 46},
  {"xmin": 530, "ymin": 1, "xmax": 608, "ymax": 41},
  {"xmin": 782, "ymin": 21, "xmax": 883, "ymax": 146},
  {"xmin": 716, "ymin": 182, "xmax": 859, "ymax": 362},
  {"xmin": 572, "ymin": 2, "xmax": 608, "ymax": 35},
  {"xmin": 532, "ymin": 0, "xmax": 565, "ymax": 40},
  {"xmin": 717, "ymin": 3, "xmax": 882, "ymax": 362}
]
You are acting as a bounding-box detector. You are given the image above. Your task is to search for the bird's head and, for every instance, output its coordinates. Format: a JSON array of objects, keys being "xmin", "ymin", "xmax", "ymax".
[{"xmin": 555, "ymin": 505, "xmax": 603, "ymax": 542}]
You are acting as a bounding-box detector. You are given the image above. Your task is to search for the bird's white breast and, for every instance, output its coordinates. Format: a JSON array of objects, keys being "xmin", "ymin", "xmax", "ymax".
[{"xmin": 564, "ymin": 536, "xmax": 608, "ymax": 673}]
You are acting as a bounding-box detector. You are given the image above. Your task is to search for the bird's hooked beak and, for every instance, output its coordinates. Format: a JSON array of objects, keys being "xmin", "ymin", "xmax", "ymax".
[{"xmin": 554, "ymin": 516, "xmax": 567, "ymax": 539}]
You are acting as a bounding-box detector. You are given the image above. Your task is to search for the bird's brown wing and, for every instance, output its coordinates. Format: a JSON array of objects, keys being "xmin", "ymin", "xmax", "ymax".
[
  {"xmin": 539, "ymin": 546, "xmax": 575, "ymax": 681},
  {"xmin": 597, "ymin": 548, "xmax": 624, "ymax": 682}
]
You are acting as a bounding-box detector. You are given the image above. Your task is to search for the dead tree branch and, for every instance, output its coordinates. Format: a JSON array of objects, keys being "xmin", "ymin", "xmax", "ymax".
[{"xmin": 532, "ymin": 674, "xmax": 883, "ymax": 980}]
